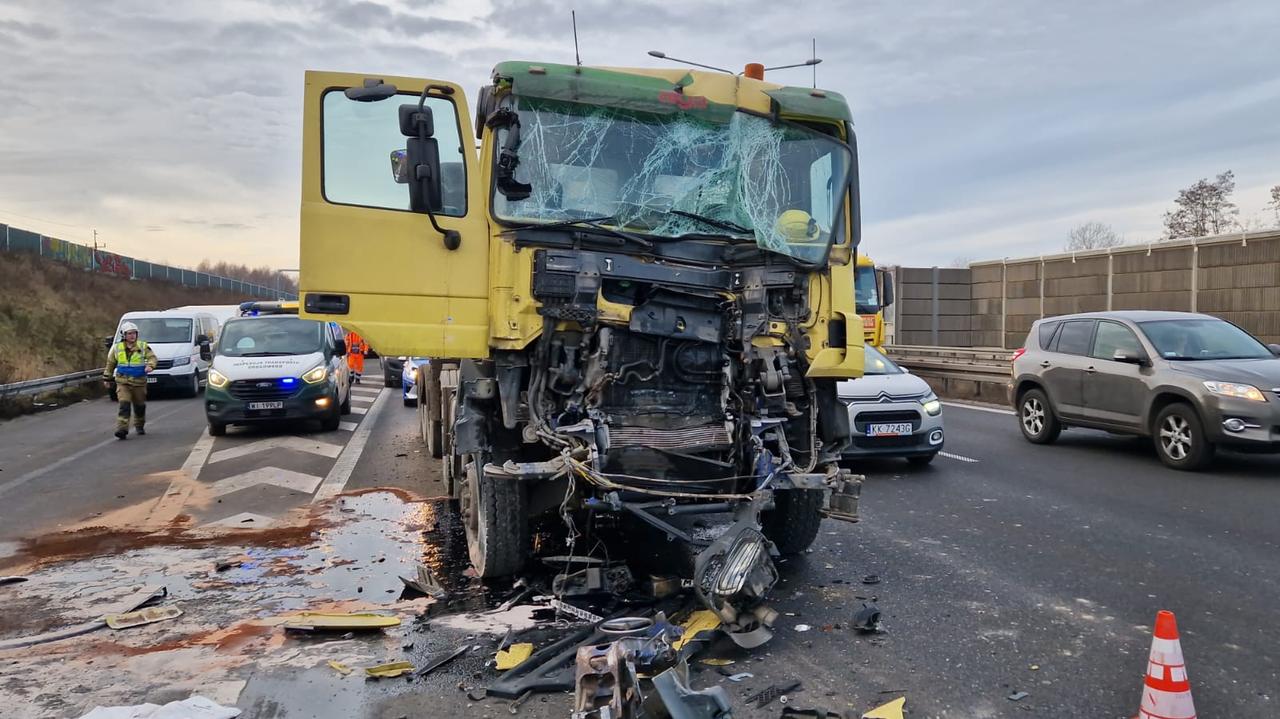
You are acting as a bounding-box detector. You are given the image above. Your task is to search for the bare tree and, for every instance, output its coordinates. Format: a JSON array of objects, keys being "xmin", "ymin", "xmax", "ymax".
[
  {"xmin": 196, "ymin": 260, "xmax": 298, "ymax": 292},
  {"xmin": 1269, "ymin": 184, "xmax": 1280, "ymax": 227},
  {"xmin": 1162, "ymin": 171, "xmax": 1239, "ymax": 239},
  {"xmin": 948, "ymin": 256, "xmax": 974, "ymax": 268},
  {"xmin": 1065, "ymin": 221, "xmax": 1124, "ymax": 251}
]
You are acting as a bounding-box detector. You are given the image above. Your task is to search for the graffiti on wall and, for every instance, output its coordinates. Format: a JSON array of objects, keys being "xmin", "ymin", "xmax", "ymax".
[
  {"xmin": 41, "ymin": 237, "xmax": 94, "ymax": 267},
  {"xmin": 95, "ymin": 251, "xmax": 132, "ymax": 278}
]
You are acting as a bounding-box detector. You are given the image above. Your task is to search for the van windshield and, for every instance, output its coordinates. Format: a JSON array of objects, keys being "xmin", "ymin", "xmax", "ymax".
[
  {"xmin": 218, "ymin": 317, "xmax": 325, "ymax": 357},
  {"xmin": 128, "ymin": 318, "xmax": 193, "ymax": 344}
]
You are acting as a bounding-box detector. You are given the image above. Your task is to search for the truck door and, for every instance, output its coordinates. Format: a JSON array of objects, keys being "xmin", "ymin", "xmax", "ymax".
[{"xmin": 299, "ymin": 71, "xmax": 489, "ymax": 359}]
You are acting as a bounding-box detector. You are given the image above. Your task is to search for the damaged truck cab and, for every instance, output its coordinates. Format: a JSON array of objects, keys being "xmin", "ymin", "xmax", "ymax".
[{"xmin": 300, "ymin": 63, "xmax": 865, "ymax": 644}]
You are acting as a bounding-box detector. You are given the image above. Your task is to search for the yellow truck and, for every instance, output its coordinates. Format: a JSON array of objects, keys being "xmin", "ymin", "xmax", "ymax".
[
  {"xmin": 299, "ymin": 63, "xmax": 865, "ymax": 642},
  {"xmin": 855, "ymin": 253, "xmax": 894, "ymax": 347}
]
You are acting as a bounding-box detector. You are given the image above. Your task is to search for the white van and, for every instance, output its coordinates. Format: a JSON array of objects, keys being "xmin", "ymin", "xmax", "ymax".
[
  {"xmin": 169, "ymin": 304, "xmax": 240, "ymax": 328},
  {"xmin": 113, "ymin": 310, "xmax": 218, "ymax": 397}
]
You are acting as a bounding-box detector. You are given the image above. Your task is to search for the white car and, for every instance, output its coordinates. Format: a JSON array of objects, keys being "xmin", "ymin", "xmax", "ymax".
[{"xmin": 838, "ymin": 344, "xmax": 945, "ymax": 466}]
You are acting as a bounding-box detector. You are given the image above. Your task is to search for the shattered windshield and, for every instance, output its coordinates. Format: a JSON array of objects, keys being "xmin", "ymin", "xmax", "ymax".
[{"xmin": 492, "ymin": 97, "xmax": 853, "ymax": 264}]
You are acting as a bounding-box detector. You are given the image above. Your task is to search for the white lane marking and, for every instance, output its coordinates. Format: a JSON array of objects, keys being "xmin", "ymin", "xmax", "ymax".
[
  {"xmin": 0, "ymin": 404, "xmax": 189, "ymax": 498},
  {"xmin": 312, "ymin": 389, "xmax": 390, "ymax": 503},
  {"xmin": 207, "ymin": 436, "xmax": 343, "ymax": 464},
  {"xmin": 145, "ymin": 427, "xmax": 218, "ymax": 524},
  {"xmin": 349, "ymin": 406, "xmax": 368, "ymax": 415},
  {"xmin": 209, "ymin": 467, "xmax": 324, "ymax": 497},
  {"xmin": 203, "ymin": 512, "xmax": 276, "ymax": 528},
  {"xmin": 943, "ymin": 401, "xmax": 1015, "ymax": 416},
  {"xmin": 338, "ymin": 421, "xmax": 358, "ymax": 432},
  {"xmin": 939, "ymin": 451, "xmax": 979, "ymax": 463},
  {"xmin": 351, "ymin": 387, "xmax": 382, "ymax": 396},
  {"xmin": 350, "ymin": 395, "xmax": 375, "ymax": 404}
]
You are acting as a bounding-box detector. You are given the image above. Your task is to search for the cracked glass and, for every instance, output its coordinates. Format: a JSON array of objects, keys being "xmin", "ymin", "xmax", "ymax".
[{"xmin": 492, "ymin": 98, "xmax": 852, "ymax": 264}]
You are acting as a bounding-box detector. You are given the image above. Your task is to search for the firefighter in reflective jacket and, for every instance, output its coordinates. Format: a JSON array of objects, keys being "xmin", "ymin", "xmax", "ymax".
[
  {"xmin": 346, "ymin": 330, "xmax": 366, "ymax": 383},
  {"xmin": 103, "ymin": 321, "xmax": 157, "ymax": 439}
]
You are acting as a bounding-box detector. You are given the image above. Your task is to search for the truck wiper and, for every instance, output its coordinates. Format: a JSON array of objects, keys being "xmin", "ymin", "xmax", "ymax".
[
  {"xmin": 669, "ymin": 210, "xmax": 751, "ymax": 236},
  {"xmin": 504, "ymin": 216, "xmax": 654, "ymax": 250}
]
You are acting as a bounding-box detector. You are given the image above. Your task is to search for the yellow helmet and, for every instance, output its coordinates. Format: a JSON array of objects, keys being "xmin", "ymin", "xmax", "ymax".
[{"xmin": 774, "ymin": 209, "xmax": 819, "ymax": 242}]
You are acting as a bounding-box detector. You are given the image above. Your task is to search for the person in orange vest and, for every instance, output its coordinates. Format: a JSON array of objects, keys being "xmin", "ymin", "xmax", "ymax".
[{"xmin": 346, "ymin": 330, "xmax": 366, "ymax": 383}]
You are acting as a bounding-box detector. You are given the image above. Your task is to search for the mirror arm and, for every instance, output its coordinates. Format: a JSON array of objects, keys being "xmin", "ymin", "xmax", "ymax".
[{"xmin": 425, "ymin": 205, "xmax": 461, "ymax": 251}]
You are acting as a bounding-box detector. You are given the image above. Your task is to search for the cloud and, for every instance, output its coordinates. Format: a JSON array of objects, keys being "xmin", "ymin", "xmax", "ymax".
[{"xmin": 0, "ymin": 0, "xmax": 1277, "ymax": 271}]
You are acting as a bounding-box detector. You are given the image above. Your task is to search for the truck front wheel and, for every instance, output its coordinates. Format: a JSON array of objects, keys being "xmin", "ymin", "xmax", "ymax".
[
  {"xmin": 459, "ymin": 455, "xmax": 528, "ymax": 577},
  {"xmin": 761, "ymin": 488, "xmax": 824, "ymax": 555}
]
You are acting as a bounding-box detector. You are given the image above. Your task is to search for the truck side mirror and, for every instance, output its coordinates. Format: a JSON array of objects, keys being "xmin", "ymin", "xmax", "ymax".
[
  {"xmin": 199, "ymin": 341, "xmax": 212, "ymax": 362},
  {"xmin": 400, "ymin": 104, "xmax": 442, "ymax": 213},
  {"xmin": 879, "ymin": 269, "xmax": 895, "ymax": 307},
  {"xmin": 334, "ymin": 339, "xmax": 348, "ymax": 357}
]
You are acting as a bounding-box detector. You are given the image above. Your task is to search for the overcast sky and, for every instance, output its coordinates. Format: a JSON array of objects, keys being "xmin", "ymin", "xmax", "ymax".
[{"xmin": 1, "ymin": 0, "xmax": 1277, "ymax": 269}]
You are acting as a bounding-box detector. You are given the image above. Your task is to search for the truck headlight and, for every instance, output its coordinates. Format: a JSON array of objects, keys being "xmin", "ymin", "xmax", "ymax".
[
  {"xmin": 207, "ymin": 369, "xmax": 229, "ymax": 388},
  {"xmin": 171, "ymin": 355, "xmax": 191, "ymax": 367},
  {"xmin": 921, "ymin": 392, "xmax": 942, "ymax": 416},
  {"xmin": 1203, "ymin": 381, "xmax": 1266, "ymax": 402},
  {"xmin": 302, "ymin": 365, "xmax": 329, "ymax": 384}
]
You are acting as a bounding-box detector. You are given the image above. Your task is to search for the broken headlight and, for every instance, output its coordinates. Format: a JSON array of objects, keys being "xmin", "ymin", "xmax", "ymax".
[{"xmin": 693, "ymin": 522, "xmax": 778, "ymax": 635}]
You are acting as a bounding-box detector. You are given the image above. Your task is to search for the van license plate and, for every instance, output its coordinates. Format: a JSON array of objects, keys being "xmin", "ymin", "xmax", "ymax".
[
  {"xmin": 247, "ymin": 401, "xmax": 284, "ymax": 410},
  {"xmin": 869, "ymin": 423, "xmax": 912, "ymax": 436},
  {"xmin": 146, "ymin": 377, "xmax": 157, "ymax": 383}
]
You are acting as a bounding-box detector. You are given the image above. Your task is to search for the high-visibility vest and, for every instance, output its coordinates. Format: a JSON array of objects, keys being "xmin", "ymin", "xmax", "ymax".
[{"xmin": 114, "ymin": 341, "xmax": 150, "ymax": 378}]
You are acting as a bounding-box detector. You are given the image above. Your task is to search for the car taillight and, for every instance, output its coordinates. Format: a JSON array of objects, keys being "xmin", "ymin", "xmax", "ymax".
[{"xmin": 1011, "ymin": 348, "xmax": 1026, "ymax": 363}]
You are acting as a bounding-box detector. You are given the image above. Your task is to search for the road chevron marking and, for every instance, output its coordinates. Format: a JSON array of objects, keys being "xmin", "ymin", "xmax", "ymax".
[
  {"xmin": 350, "ymin": 395, "xmax": 375, "ymax": 404},
  {"xmin": 207, "ymin": 436, "xmax": 343, "ymax": 465},
  {"xmin": 349, "ymin": 406, "xmax": 368, "ymax": 415},
  {"xmin": 939, "ymin": 451, "xmax": 980, "ymax": 463},
  {"xmin": 145, "ymin": 427, "xmax": 218, "ymax": 525},
  {"xmin": 338, "ymin": 421, "xmax": 358, "ymax": 432},
  {"xmin": 209, "ymin": 467, "xmax": 324, "ymax": 497},
  {"xmin": 312, "ymin": 388, "xmax": 391, "ymax": 503}
]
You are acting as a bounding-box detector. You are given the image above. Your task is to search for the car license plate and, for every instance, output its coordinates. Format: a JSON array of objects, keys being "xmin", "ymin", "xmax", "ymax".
[
  {"xmin": 868, "ymin": 422, "xmax": 912, "ymax": 437},
  {"xmin": 146, "ymin": 376, "xmax": 157, "ymax": 383},
  {"xmin": 247, "ymin": 401, "xmax": 284, "ymax": 410}
]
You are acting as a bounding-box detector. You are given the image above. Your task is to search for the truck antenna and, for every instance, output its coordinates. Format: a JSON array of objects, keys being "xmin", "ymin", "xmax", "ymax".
[
  {"xmin": 572, "ymin": 10, "xmax": 581, "ymax": 67},
  {"xmin": 646, "ymin": 50, "xmax": 733, "ymax": 75},
  {"xmin": 812, "ymin": 38, "xmax": 817, "ymax": 88}
]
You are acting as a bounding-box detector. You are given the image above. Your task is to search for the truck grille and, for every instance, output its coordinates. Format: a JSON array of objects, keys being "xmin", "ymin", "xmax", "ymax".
[
  {"xmin": 607, "ymin": 423, "xmax": 732, "ymax": 450},
  {"xmin": 853, "ymin": 409, "xmax": 921, "ymax": 433},
  {"xmin": 228, "ymin": 379, "xmax": 301, "ymax": 401}
]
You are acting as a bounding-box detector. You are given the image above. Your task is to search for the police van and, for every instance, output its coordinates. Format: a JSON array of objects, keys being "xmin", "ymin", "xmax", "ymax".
[
  {"xmin": 203, "ymin": 302, "xmax": 353, "ymax": 435},
  {"xmin": 112, "ymin": 309, "xmax": 219, "ymax": 397}
]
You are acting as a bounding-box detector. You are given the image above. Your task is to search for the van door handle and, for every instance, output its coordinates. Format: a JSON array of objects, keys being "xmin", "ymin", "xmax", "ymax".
[{"xmin": 1084, "ymin": 366, "xmax": 1096, "ymax": 373}]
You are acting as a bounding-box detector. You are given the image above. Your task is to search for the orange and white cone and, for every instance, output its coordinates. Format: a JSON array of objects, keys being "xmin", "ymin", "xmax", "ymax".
[{"xmin": 1137, "ymin": 610, "xmax": 1196, "ymax": 719}]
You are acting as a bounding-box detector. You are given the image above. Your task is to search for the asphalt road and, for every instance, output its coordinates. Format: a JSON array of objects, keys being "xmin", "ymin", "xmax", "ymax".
[{"xmin": 1, "ymin": 366, "xmax": 1277, "ymax": 717}]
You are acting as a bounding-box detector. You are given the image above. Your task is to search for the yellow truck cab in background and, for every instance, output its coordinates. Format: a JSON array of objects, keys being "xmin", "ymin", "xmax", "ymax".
[
  {"xmin": 855, "ymin": 253, "xmax": 894, "ymax": 347},
  {"xmin": 298, "ymin": 63, "xmax": 868, "ymax": 630}
]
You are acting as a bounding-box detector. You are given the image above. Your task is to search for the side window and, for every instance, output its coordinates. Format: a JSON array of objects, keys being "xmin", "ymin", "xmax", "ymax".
[
  {"xmin": 1054, "ymin": 320, "xmax": 1095, "ymax": 356},
  {"xmin": 1037, "ymin": 321, "xmax": 1061, "ymax": 349},
  {"xmin": 1091, "ymin": 321, "xmax": 1142, "ymax": 360},
  {"xmin": 322, "ymin": 91, "xmax": 467, "ymax": 216}
]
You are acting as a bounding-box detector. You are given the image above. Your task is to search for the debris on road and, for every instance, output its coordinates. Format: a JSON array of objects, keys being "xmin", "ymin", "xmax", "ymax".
[
  {"xmin": 672, "ymin": 610, "xmax": 720, "ymax": 650},
  {"xmin": 213, "ymin": 556, "xmax": 248, "ymax": 572},
  {"xmin": 496, "ymin": 642, "xmax": 534, "ymax": 670},
  {"xmin": 281, "ymin": 612, "xmax": 400, "ymax": 632},
  {"xmin": 779, "ymin": 708, "xmax": 841, "ymax": 719},
  {"xmin": 0, "ymin": 575, "xmax": 29, "ymax": 585},
  {"xmin": 851, "ymin": 603, "xmax": 882, "ymax": 633},
  {"xmin": 861, "ymin": 696, "xmax": 906, "ymax": 719},
  {"xmin": 399, "ymin": 564, "xmax": 448, "ymax": 600},
  {"xmin": 794, "ymin": 624, "xmax": 812, "ymax": 632},
  {"xmin": 104, "ymin": 605, "xmax": 183, "ymax": 630},
  {"xmin": 572, "ymin": 641, "xmax": 642, "ymax": 718},
  {"xmin": 415, "ymin": 644, "xmax": 470, "ymax": 677},
  {"xmin": 861, "ymin": 574, "xmax": 881, "ymax": 585},
  {"xmin": 1006, "ymin": 691, "xmax": 1029, "ymax": 701},
  {"xmin": 327, "ymin": 660, "xmax": 353, "ymax": 676},
  {"xmin": 725, "ymin": 672, "xmax": 753, "ymax": 682},
  {"xmin": 364, "ymin": 661, "xmax": 415, "ymax": 679},
  {"xmin": 0, "ymin": 584, "xmax": 167, "ymax": 650},
  {"xmin": 551, "ymin": 598, "xmax": 605, "ymax": 624},
  {"xmin": 76, "ymin": 695, "xmax": 241, "ymax": 719},
  {"xmin": 651, "ymin": 664, "xmax": 733, "ymax": 719},
  {"xmin": 745, "ymin": 681, "xmax": 802, "ymax": 709}
]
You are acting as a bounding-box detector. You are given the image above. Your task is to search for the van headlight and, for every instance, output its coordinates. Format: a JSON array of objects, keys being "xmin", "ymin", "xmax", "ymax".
[
  {"xmin": 921, "ymin": 392, "xmax": 942, "ymax": 416},
  {"xmin": 171, "ymin": 355, "xmax": 191, "ymax": 367},
  {"xmin": 1203, "ymin": 381, "xmax": 1266, "ymax": 402},
  {"xmin": 207, "ymin": 369, "xmax": 229, "ymax": 388},
  {"xmin": 302, "ymin": 365, "xmax": 329, "ymax": 384}
]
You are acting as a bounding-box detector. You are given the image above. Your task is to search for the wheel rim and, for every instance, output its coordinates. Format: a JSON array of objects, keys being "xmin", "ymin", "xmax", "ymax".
[
  {"xmin": 1022, "ymin": 397, "xmax": 1045, "ymax": 436},
  {"xmin": 1160, "ymin": 415, "xmax": 1192, "ymax": 460},
  {"xmin": 460, "ymin": 457, "xmax": 487, "ymax": 569}
]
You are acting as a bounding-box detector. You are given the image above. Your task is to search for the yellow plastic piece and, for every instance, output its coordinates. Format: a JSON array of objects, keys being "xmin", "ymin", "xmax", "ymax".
[
  {"xmin": 862, "ymin": 696, "xmax": 905, "ymax": 719},
  {"xmin": 281, "ymin": 612, "xmax": 401, "ymax": 631},
  {"xmin": 696, "ymin": 658, "xmax": 735, "ymax": 666},
  {"xmin": 327, "ymin": 660, "xmax": 353, "ymax": 676},
  {"xmin": 672, "ymin": 610, "xmax": 721, "ymax": 650},
  {"xmin": 364, "ymin": 661, "xmax": 415, "ymax": 678},
  {"xmin": 105, "ymin": 606, "xmax": 183, "ymax": 630},
  {"xmin": 495, "ymin": 642, "xmax": 534, "ymax": 670}
]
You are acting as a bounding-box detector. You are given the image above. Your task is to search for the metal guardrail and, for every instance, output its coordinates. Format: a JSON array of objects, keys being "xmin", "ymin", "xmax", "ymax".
[
  {"xmin": 884, "ymin": 345, "xmax": 1012, "ymax": 384},
  {"xmin": 0, "ymin": 368, "xmax": 104, "ymax": 399}
]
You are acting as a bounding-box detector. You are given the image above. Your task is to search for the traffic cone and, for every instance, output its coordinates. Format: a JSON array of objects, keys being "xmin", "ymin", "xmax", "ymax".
[{"xmin": 1136, "ymin": 610, "xmax": 1196, "ymax": 719}]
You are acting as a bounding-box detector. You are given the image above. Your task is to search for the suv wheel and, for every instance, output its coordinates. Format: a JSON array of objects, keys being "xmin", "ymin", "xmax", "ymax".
[
  {"xmin": 1018, "ymin": 388, "xmax": 1062, "ymax": 444},
  {"xmin": 1154, "ymin": 404, "xmax": 1214, "ymax": 470}
]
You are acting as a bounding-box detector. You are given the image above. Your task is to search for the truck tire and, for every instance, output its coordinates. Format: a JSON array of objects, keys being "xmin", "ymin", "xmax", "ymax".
[
  {"xmin": 208, "ymin": 421, "xmax": 226, "ymax": 437},
  {"xmin": 761, "ymin": 488, "xmax": 824, "ymax": 555},
  {"xmin": 460, "ymin": 455, "xmax": 528, "ymax": 577}
]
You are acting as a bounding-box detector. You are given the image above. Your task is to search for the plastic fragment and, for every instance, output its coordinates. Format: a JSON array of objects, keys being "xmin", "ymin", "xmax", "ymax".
[
  {"xmin": 496, "ymin": 643, "xmax": 534, "ymax": 670},
  {"xmin": 671, "ymin": 610, "xmax": 721, "ymax": 650},
  {"xmin": 282, "ymin": 612, "xmax": 400, "ymax": 632},
  {"xmin": 794, "ymin": 624, "xmax": 812, "ymax": 632},
  {"xmin": 327, "ymin": 660, "xmax": 353, "ymax": 676},
  {"xmin": 104, "ymin": 606, "xmax": 183, "ymax": 630},
  {"xmin": 862, "ymin": 696, "xmax": 906, "ymax": 719},
  {"xmin": 726, "ymin": 672, "xmax": 753, "ymax": 682},
  {"xmin": 1007, "ymin": 691, "xmax": 1029, "ymax": 701},
  {"xmin": 365, "ymin": 661, "xmax": 415, "ymax": 679}
]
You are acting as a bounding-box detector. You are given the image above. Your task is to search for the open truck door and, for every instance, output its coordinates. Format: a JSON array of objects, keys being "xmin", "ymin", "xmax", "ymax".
[{"xmin": 299, "ymin": 71, "xmax": 489, "ymax": 359}]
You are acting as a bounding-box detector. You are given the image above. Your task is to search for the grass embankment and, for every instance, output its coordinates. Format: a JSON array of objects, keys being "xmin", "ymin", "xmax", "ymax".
[{"xmin": 0, "ymin": 253, "xmax": 248, "ymax": 413}]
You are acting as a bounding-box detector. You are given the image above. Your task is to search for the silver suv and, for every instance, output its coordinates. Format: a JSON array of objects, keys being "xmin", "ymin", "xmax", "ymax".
[{"xmin": 1010, "ymin": 311, "xmax": 1280, "ymax": 470}]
